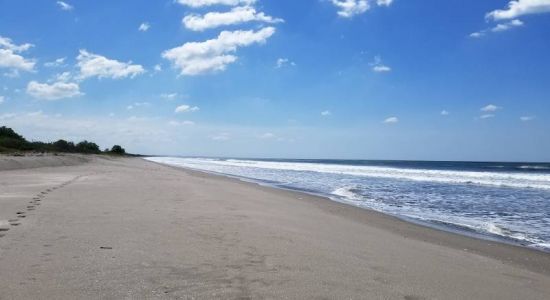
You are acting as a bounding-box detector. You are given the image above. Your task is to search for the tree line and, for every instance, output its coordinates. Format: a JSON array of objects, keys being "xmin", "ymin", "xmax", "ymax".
[{"xmin": 0, "ymin": 126, "xmax": 126, "ymax": 155}]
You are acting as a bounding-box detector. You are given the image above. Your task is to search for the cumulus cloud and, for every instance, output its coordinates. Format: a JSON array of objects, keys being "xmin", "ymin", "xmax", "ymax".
[
  {"xmin": 162, "ymin": 27, "xmax": 275, "ymax": 76},
  {"xmin": 26, "ymin": 80, "xmax": 83, "ymax": 100},
  {"xmin": 441, "ymin": 110, "xmax": 450, "ymax": 116},
  {"xmin": 139, "ymin": 22, "xmax": 150, "ymax": 32},
  {"xmin": 183, "ymin": 6, "xmax": 283, "ymax": 31},
  {"xmin": 321, "ymin": 110, "xmax": 332, "ymax": 116},
  {"xmin": 486, "ymin": 0, "xmax": 550, "ymax": 21},
  {"xmin": 370, "ymin": 56, "xmax": 391, "ymax": 72},
  {"xmin": 0, "ymin": 36, "xmax": 35, "ymax": 72},
  {"xmin": 481, "ymin": 104, "xmax": 501, "ymax": 112},
  {"xmin": 383, "ymin": 116, "xmax": 399, "ymax": 124},
  {"xmin": 56, "ymin": 1, "xmax": 73, "ymax": 11},
  {"xmin": 175, "ymin": 104, "xmax": 200, "ymax": 113},
  {"xmin": 330, "ymin": 0, "xmax": 369, "ymax": 18},
  {"xmin": 0, "ymin": 96, "xmax": 4, "ymax": 104},
  {"xmin": 520, "ymin": 116, "xmax": 536, "ymax": 121},
  {"xmin": 77, "ymin": 50, "xmax": 145, "ymax": 80},
  {"xmin": 176, "ymin": 0, "xmax": 256, "ymax": 7},
  {"xmin": 0, "ymin": 36, "xmax": 34, "ymax": 52},
  {"xmin": 329, "ymin": 0, "xmax": 393, "ymax": 18}
]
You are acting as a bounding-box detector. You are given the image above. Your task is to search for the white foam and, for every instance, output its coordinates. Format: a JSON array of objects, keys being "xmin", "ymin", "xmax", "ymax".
[
  {"xmin": 147, "ymin": 157, "xmax": 550, "ymax": 190},
  {"xmin": 331, "ymin": 186, "xmax": 361, "ymax": 200}
]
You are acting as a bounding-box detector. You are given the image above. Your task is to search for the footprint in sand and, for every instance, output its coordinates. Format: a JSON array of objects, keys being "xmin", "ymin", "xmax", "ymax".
[
  {"xmin": 0, "ymin": 221, "xmax": 11, "ymax": 232},
  {"xmin": 9, "ymin": 219, "xmax": 20, "ymax": 226}
]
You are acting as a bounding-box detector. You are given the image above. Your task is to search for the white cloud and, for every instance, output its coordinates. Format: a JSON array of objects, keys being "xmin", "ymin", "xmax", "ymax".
[
  {"xmin": 175, "ymin": 104, "xmax": 200, "ymax": 113},
  {"xmin": 26, "ymin": 80, "xmax": 83, "ymax": 100},
  {"xmin": 259, "ymin": 132, "xmax": 275, "ymax": 139},
  {"xmin": 441, "ymin": 110, "xmax": 450, "ymax": 116},
  {"xmin": 371, "ymin": 56, "xmax": 391, "ymax": 72},
  {"xmin": 471, "ymin": 19, "xmax": 524, "ymax": 37},
  {"xmin": 54, "ymin": 71, "xmax": 72, "ymax": 82},
  {"xmin": 0, "ymin": 96, "xmax": 4, "ymax": 104},
  {"xmin": 469, "ymin": 32, "xmax": 484, "ymax": 38},
  {"xmin": 377, "ymin": 0, "xmax": 393, "ymax": 6},
  {"xmin": 161, "ymin": 93, "xmax": 179, "ymax": 100},
  {"xmin": 520, "ymin": 116, "xmax": 536, "ymax": 121},
  {"xmin": 56, "ymin": 1, "xmax": 73, "ymax": 11},
  {"xmin": 480, "ymin": 114, "xmax": 495, "ymax": 119},
  {"xmin": 321, "ymin": 110, "xmax": 332, "ymax": 116},
  {"xmin": 77, "ymin": 50, "xmax": 145, "ymax": 80},
  {"xmin": 127, "ymin": 102, "xmax": 150, "ymax": 110},
  {"xmin": 486, "ymin": 0, "xmax": 550, "ymax": 21},
  {"xmin": 139, "ymin": 22, "xmax": 151, "ymax": 32},
  {"xmin": 492, "ymin": 19, "xmax": 524, "ymax": 31},
  {"xmin": 169, "ymin": 120, "xmax": 195, "ymax": 126},
  {"xmin": 383, "ymin": 116, "xmax": 399, "ymax": 124},
  {"xmin": 211, "ymin": 133, "xmax": 231, "ymax": 141},
  {"xmin": 329, "ymin": 0, "xmax": 394, "ymax": 18},
  {"xmin": 276, "ymin": 58, "xmax": 295, "ymax": 68},
  {"xmin": 0, "ymin": 36, "xmax": 33, "ymax": 52},
  {"xmin": 176, "ymin": 0, "xmax": 256, "ymax": 7},
  {"xmin": 0, "ymin": 49, "xmax": 35, "ymax": 72},
  {"xmin": 330, "ymin": 0, "xmax": 369, "ymax": 18},
  {"xmin": 44, "ymin": 57, "xmax": 66, "ymax": 67},
  {"xmin": 154, "ymin": 64, "xmax": 162, "ymax": 72},
  {"xmin": 0, "ymin": 36, "xmax": 35, "ymax": 72},
  {"xmin": 162, "ymin": 27, "xmax": 275, "ymax": 76},
  {"xmin": 481, "ymin": 104, "xmax": 501, "ymax": 112},
  {"xmin": 183, "ymin": 6, "xmax": 283, "ymax": 31},
  {"xmin": 373, "ymin": 65, "xmax": 391, "ymax": 72}
]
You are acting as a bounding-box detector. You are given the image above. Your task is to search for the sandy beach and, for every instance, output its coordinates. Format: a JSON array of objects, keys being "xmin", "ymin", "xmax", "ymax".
[{"xmin": 0, "ymin": 155, "xmax": 549, "ymax": 299}]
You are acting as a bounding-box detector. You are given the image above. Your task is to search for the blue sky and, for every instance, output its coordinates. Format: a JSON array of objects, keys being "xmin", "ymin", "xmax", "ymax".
[{"xmin": 1, "ymin": 0, "xmax": 549, "ymax": 161}]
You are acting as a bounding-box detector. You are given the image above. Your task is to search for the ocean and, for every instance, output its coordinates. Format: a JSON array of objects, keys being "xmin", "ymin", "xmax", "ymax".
[{"xmin": 145, "ymin": 157, "xmax": 550, "ymax": 251}]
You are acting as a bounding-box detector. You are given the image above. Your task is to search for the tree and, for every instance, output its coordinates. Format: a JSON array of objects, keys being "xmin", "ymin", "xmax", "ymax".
[
  {"xmin": 53, "ymin": 139, "xmax": 76, "ymax": 152},
  {"xmin": 110, "ymin": 145, "xmax": 126, "ymax": 155},
  {"xmin": 76, "ymin": 140, "xmax": 100, "ymax": 154},
  {"xmin": 0, "ymin": 126, "xmax": 28, "ymax": 150},
  {"xmin": 0, "ymin": 126, "xmax": 26, "ymax": 141}
]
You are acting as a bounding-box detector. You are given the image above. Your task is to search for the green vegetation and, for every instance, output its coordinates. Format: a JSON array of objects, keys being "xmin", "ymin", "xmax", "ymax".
[{"xmin": 0, "ymin": 126, "xmax": 127, "ymax": 155}]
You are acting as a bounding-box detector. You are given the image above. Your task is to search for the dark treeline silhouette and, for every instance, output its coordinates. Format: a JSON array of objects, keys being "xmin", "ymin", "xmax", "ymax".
[{"xmin": 0, "ymin": 126, "xmax": 126, "ymax": 155}]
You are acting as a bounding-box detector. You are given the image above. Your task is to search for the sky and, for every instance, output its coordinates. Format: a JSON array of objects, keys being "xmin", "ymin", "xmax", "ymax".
[{"xmin": 0, "ymin": 0, "xmax": 549, "ymax": 161}]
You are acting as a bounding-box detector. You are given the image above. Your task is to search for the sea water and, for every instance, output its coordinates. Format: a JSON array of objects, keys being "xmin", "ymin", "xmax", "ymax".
[{"xmin": 145, "ymin": 157, "xmax": 550, "ymax": 251}]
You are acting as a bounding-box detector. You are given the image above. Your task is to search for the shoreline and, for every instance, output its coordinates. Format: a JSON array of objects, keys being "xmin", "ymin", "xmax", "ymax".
[
  {"xmin": 150, "ymin": 159, "xmax": 550, "ymax": 276},
  {"xmin": 1, "ymin": 156, "xmax": 549, "ymax": 298}
]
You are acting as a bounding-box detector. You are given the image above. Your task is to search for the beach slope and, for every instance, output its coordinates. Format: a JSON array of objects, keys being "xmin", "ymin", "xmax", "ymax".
[{"xmin": 0, "ymin": 156, "xmax": 549, "ymax": 299}]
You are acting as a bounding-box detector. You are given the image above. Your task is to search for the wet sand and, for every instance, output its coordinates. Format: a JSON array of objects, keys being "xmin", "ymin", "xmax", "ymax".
[{"xmin": 0, "ymin": 155, "xmax": 549, "ymax": 299}]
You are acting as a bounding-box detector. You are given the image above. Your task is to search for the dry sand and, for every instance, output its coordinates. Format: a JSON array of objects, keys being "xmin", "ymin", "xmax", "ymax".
[{"xmin": 0, "ymin": 155, "xmax": 549, "ymax": 299}]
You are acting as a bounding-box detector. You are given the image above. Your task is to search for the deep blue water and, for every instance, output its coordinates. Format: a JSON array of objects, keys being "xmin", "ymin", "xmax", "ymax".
[{"xmin": 146, "ymin": 157, "xmax": 550, "ymax": 251}]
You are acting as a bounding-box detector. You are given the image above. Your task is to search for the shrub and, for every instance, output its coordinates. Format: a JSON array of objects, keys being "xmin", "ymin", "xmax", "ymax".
[{"xmin": 110, "ymin": 145, "xmax": 126, "ymax": 155}]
